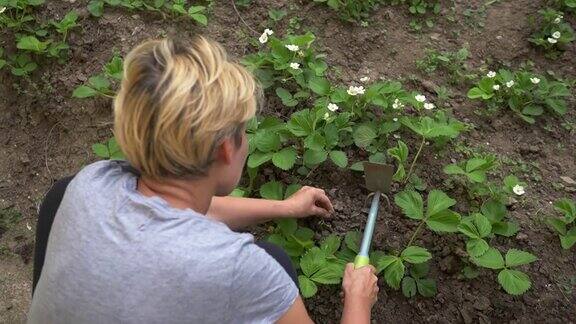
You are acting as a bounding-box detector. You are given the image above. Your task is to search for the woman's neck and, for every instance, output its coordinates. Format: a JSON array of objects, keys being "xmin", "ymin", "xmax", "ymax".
[{"xmin": 137, "ymin": 176, "xmax": 215, "ymax": 215}]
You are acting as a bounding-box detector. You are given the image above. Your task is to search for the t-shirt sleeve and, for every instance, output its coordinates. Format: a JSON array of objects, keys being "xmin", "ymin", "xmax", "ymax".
[{"xmin": 231, "ymin": 239, "xmax": 299, "ymax": 323}]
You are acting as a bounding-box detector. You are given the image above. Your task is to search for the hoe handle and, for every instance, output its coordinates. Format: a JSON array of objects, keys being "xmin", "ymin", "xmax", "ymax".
[{"xmin": 354, "ymin": 191, "xmax": 381, "ymax": 269}]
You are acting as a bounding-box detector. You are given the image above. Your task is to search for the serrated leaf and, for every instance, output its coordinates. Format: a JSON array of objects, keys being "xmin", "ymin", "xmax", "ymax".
[
  {"xmin": 17, "ymin": 36, "xmax": 49, "ymax": 53},
  {"xmin": 443, "ymin": 164, "xmax": 465, "ymax": 175},
  {"xmin": 308, "ymin": 76, "xmax": 331, "ymax": 95},
  {"xmin": 300, "ymin": 247, "xmax": 326, "ymax": 277},
  {"xmin": 320, "ymin": 234, "xmax": 341, "ymax": 256},
  {"xmin": 344, "ymin": 231, "xmax": 361, "ymax": 254},
  {"xmin": 426, "ymin": 210, "xmax": 460, "ymax": 232},
  {"xmin": 304, "ymin": 133, "xmax": 326, "ymax": 151},
  {"xmin": 298, "ymin": 275, "xmax": 318, "ymax": 298},
  {"xmin": 247, "ymin": 151, "xmax": 273, "ymax": 168},
  {"xmin": 384, "ymin": 258, "xmax": 405, "ymax": 289},
  {"xmin": 394, "ymin": 190, "xmax": 424, "ymax": 220},
  {"xmin": 505, "ymin": 249, "xmax": 537, "ymax": 267},
  {"xmin": 466, "ymin": 238, "xmax": 489, "ymax": 257},
  {"xmin": 471, "ymin": 247, "xmax": 505, "ymax": 270},
  {"xmin": 303, "ymin": 149, "xmax": 327, "ymax": 166},
  {"xmin": 426, "ymin": 190, "xmax": 456, "ymax": 217},
  {"xmin": 310, "ymin": 262, "xmax": 343, "ymax": 284},
  {"xmin": 284, "ymin": 184, "xmax": 302, "ymax": 199},
  {"xmin": 353, "ymin": 125, "xmax": 377, "ymax": 148},
  {"xmin": 255, "ymin": 131, "xmax": 281, "ymax": 152},
  {"xmin": 272, "ymin": 147, "xmax": 297, "ymax": 170},
  {"xmin": 92, "ymin": 143, "xmax": 110, "ymax": 158},
  {"xmin": 402, "ymin": 277, "xmax": 417, "ymax": 298},
  {"xmin": 467, "ymin": 170, "xmax": 486, "ymax": 183},
  {"xmin": 73, "ymin": 85, "xmax": 98, "ymax": 98},
  {"xmin": 259, "ymin": 181, "xmax": 284, "ymax": 200},
  {"xmin": 329, "ymin": 150, "xmax": 348, "ymax": 168},
  {"xmin": 276, "ymin": 218, "xmax": 297, "ymax": 236},
  {"xmin": 547, "ymin": 218, "xmax": 567, "ymax": 235},
  {"xmin": 554, "ymin": 198, "xmax": 576, "ymax": 222},
  {"xmin": 481, "ymin": 199, "xmax": 506, "ymax": 223},
  {"xmin": 416, "ymin": 278, "xmax": 436, "ymax": 297},
  {"xmin": 560, "ymin": 228, "xmax": 576, "ymax": 249},
  {"xmin": 498, "ymin": 269, "xmax": 531, "ymax": 295},
  {"xmin": 401, "ymin": 246, "xmax": 432, "ymax": 264},
  {"xmin": 410, "ymin": 262, "xmax": 429, "ymax": 279},
  {"xmin": 492, "ymin": 221, "xmax": 519, "ymax": 237}
]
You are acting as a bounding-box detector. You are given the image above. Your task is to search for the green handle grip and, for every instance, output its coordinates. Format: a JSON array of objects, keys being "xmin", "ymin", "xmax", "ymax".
[{"xmin": 354, "ymin": 255, "xmax": 370, "ymax": 269}]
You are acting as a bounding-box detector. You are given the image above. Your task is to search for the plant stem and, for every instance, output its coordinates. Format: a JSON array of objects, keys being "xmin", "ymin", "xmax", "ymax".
[
  {"xmin": 403, "ymin": 136, "xmax": 425, "ymax": 185},
  {"xmin": 406, "ymin": 218, "xmax": 426, "ymax": 248}
]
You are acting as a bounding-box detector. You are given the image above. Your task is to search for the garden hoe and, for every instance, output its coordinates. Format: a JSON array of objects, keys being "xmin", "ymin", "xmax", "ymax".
[{"xmin": 354, "ymin": 162, "xmax": 394, "ymax": 269}]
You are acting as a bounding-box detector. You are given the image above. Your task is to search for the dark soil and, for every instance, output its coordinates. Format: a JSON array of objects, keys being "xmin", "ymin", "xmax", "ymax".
[{"xmin": 1, "ymin": 0, "xmax": 575, "ymax": 323}]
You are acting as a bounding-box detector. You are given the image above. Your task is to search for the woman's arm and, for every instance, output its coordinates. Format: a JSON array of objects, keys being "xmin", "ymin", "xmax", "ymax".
[{"xmin": 207, "ymin": 186, "xmax": 334, "ymax": 230}]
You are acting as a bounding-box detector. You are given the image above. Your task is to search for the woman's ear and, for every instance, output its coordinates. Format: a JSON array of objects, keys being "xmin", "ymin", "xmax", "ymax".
[{"xmin": 215, "ymin": 138, "xmax": 234, "ymax": 165}]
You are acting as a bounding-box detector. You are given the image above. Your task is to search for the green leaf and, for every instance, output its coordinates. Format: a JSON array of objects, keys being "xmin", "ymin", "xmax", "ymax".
[
  {"xmin": 384, "ymin": 258, "xmax": 405, "ymax": 289},
  {"xmin": 547, "ymin": 218, "xmax": 567, "ymax": 235},
  {"xmin": 416, "ymin": 278, "xmax": 436, "ymax": 297},
  {"xmin": 545, "ymin": 98, "xmax": 567, "ymax": 115},
  {"xmin": 247, "ymin": 151, "xmax": 273, "ymax": 168},
  {"xmin": 473, "ymin": 213, "xmax": 492, "ymax": 237},
  {"xmin": 89, "ymin": 75, "xmax": 110, "ymax": 90},
  {"xmin": 320, "ymin": 235, "xmax": 341, "ymax": 256},
  {"xmin": 471, "ymin": 247, "xmax": 505, "ymax": 270},
  {"xmin": 467, "ymin": 87, "xmax": 488, "ymax": 99},
  {"xmin": 329, "ymin": 150, "xmax": 348, "ymax": 168},
  {"xmin": 308, "ymin": 76, "xmax": 331, "ymax": 95},
  {"xmin": 298, "ymin": 275, "xmax": 318, "ymax": 298},
  {"xmin": 402, "ymin": 277, "xmax": 417, "ymax": 298},
  {"xmin": 276, "ymin": 218, "xmax": 297, "ymax": 236},
  {"xmin": 92, "ymin": 143, "xmax": 110, "ymax": 158},
  {"xmin": 350, "ymin": 161, "xmax": 364, "ymax": 172},
  {"xmin": 276, "ymin": 87, "xmax": 298, "ymax": 107},
  {"xmin": 410, "ymin": 262, "xmax": 429, "ymax": 279},
  {"xmin": 522, "ymin": 105, "xmax": 544, "ymax": 116},
  {"xmin": 272, "ymin": 147, "xmax": 297, "ymax": 170},
  {"xmin": 498, "ymin": 269, "xmax": 531, "ymax": 295},
  {"xmin": 310, "ymin": 262, "xmax": 343, "ymax": 284},
  {"xmin": 466, "ymin": 238, "xmax": 489, "ymax": 257},
  {"xmin": 492, "ymin": 221, "xmax": 519, "ymax": 237},
  {"xmin": 17, "ymin": 36, "xmax": 49, "ymax": 53},
  {"xmin": 481, "ymin": 199, "xmax": 507, "ymax": 223},
  {"xmin": 259, "ymin": 181, "xmax": 284, "ymax": 200},
  {"xmin": 73, "ymin": 85, "xmax": 98, "ymax": 98},
  {"xmin": 426, "ymin": 190, "xmax": 456, "ymax": 217},
  {"xmin": 353, "ymin": 125, "xmax": 377, "ymax": 148},
  {"xmin": 284, "ymin": 184, "xmax": 302, "ymax": 199},
  {"xmin": 255, "ymin": 131, "xmax": 281, "ymax": 152},
  {"xmin": 303, "ymin": 149, "xmax": 327, "ymax": 166},
  {"xmin": 560, "ymin": 228, "xmax": 576, "ymax": 249},
  {"xmin": 505, "ymin": 249, "xmax": 537, "ymax": 267},
  {"xmin": 230, "ymin": 188, "xmax": 246, "ymax": 197},
  {"xmin": 394, "ymin": 190, "xmax": 424, "ymax": 220},
  {"xmin": 554, "ymin": 198, "xmax": 576, "ymax": 223},
  {"xmin": 300, "ymin": 247, "xmax": 326, "ymax": 277},
  {"xmin": 191, "ymin": 13, "xmax": 208, "ymax": 25},
  {"xmin": 401, "ymin": 246, "xmax": 432, "ymax": 264},
  {"xmin": 304, "ymin": 133, "xmax": 326, "ymax": 151},
  {"xmin": 443, "ymin": 164, "xmax": 465, "ymax": 175},
  {"xmin": 426, "ymin": 210, "xmax": 460, "ymax": 232},
  {"xmin": 373, "ymin": 254, "xmax": 396, "ymax": 274},
  {"xmin": 287, "ymin": 109, "xmax": 315, "ymax": 137},
  {"xmin": 344, "ymin": 231, "xmax": 361, "ymax": 253}
]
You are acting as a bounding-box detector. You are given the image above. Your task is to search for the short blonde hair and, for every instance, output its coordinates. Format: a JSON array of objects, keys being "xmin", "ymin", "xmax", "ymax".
[{"xmin": 114, "ymin": 37, "xmax": 259, "ymax": 179}]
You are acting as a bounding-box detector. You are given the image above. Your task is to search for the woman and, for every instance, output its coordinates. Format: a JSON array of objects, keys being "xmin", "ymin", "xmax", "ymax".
[{"xmin": 29, "ymin": 36, "xmax": 379, "ymax": 323}]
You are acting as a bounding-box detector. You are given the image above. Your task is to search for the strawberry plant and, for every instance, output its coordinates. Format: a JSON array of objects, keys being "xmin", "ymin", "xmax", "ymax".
[
  {"xmin": 529, "ymin": 9, "xmax": 574, "ymax": 58},
  {"xmin": 311, "ymin": 0, "xmax": 382, "ymax": 22},
  {"xmin": 92, "ymin": 137, "xmax": 125, "ymax": 160},
  {"xmin": 73, "ymin": 54, "xmax": 123, "ymax": 98},
  {"xmin": 443, "ymin": 156, "xmax": 497, "ymax": 184},
  {"xmin": 416, "ymin": 47, "xmax": 476, "ymax": 84},
  {"xmin": 87, "ymin": 0, "xmax": 208, "ymax": 25},
  {"xmin": 298, "ymin": 243, "xmax": 345, "ymax": 298},
  {"xmin": 546, "ymin": 198, "xmax": 576, "ymax": 249},
  {"xmin": 470, "ymin": 248, "xmax": 537, "ymax": 295},
  {"xmin": 400, "ymin": 262, "xmax": 436, "ymax": 298},
  {"xmin": 0, "ymin": 0, "xmax": 44, "ymax": 31},
  {"xmin": 467, "ymin": 69, "xmax": 571, "ymax": 123}
]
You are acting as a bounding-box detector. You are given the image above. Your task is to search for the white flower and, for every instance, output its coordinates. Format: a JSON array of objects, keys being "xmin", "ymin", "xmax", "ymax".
[
  {"xmin": 493, "ymin": 84, "xmax": 500, "ymax": 91},
  {"xmin": 289, "ymin": 62, "xmax": 300, "ymax": 70},
  {"xmin": 259, "ymin": 29, "xmax": 274, "ymax": 44},
  {"xmin": 327, "ymin": 103, "xmax": 339, "ymax": 112},
  {"xmin": 506, "ymin": 80, "xmax": 515, "ymax": 88},
  {"xmin": 530, "ymin": 77, "xmax": 540, "ymax": 84},
  {"xmin": 552, "ymin": 31, "xmax": 561, "ymax": 39},
  {"xmin": 548, "ymin": 37, "xmax": 558, "ymax": 44},
  {"xmin": 347, "ymin": 85, "xmax": 365, "ymax": 96},
  {"xmin": 554, "ymin": 17, "xmax": 562, "ymax": 23},
  {"xmin": 512, "ymin": 184, "xmax": 525, "ymax": 196},
  {"xmin": 415, "ymin": 94, "xmax": 426, "ymax": 102},
  {"xmin": 360, "ymin": 76, "xmax": 370, "ymax": 83},
  {"xmin": 393, "ymin": 117, "xmax": 398, "ymax": 122},
  {"xmin": 424, "ymin": 102, "xmax": 435, "ymax": 110},
  {"xmin": 323, "ymin": 112, "xmax": 330, "ymax": 120},
  {"xmin": 285, "ymin": 44, "xmax": 299, "ymax": 52},
  {"xmin": 392, "ymin": 98, "xmax": 404, "ymax": 109},
  {"xmin": 0, "ymin": 6, "xmax": 6, "ymax": 14},
  {"xmin": 487, "ymin": 71, "xmax": 496, "ymax": 78},
  {"xmin": 393, "ymin": 134, "xmax": 401, "ymax": 139}
]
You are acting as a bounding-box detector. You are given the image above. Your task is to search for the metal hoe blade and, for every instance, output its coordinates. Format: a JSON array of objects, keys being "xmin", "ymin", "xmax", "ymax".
[{"xmin": 363, "ymin": 162, "xmax": 394, "ymax": 193}]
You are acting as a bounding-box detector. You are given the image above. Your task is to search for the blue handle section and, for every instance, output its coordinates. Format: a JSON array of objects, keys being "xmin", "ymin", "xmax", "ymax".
[{"xmin": 358, "ymin": 191, "xmax": 381, "ymax": 257}]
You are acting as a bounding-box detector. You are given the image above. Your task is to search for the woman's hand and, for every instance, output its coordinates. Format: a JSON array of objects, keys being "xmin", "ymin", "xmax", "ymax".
[
  {"xmin": 282, "ymin": 186, "xmax": 334, "ymax": 218},
  {"xmin": 342, "ymin": 263, "xmax": 379, "ymax": 315}
]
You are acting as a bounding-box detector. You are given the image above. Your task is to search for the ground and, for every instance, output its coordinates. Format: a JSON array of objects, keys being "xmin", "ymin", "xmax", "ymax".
[{"xmin": 1, "ymin": 0, "xmax": 575, "ymax": 323}]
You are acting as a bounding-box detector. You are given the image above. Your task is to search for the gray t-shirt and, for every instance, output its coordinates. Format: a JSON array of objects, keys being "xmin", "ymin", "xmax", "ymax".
[{"xmin": 29, "ymin": 161, "xmax": 298, "ymax": 324}]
